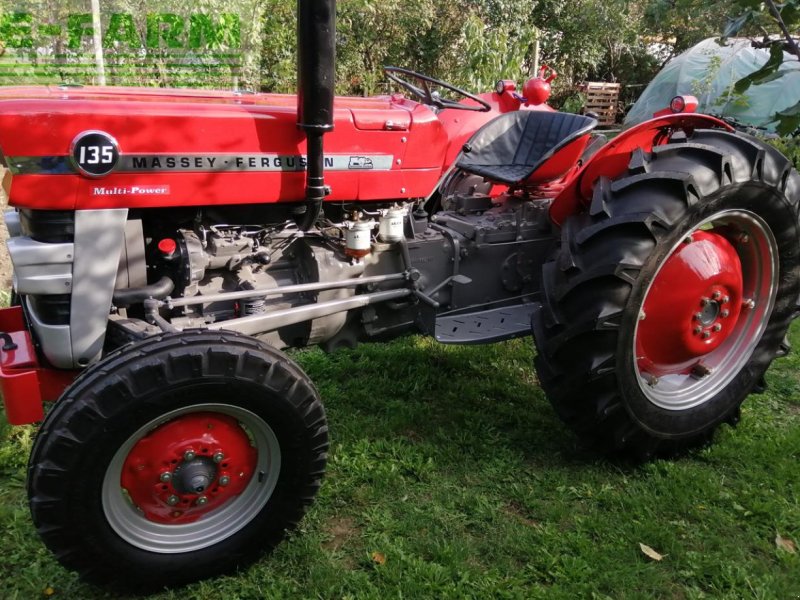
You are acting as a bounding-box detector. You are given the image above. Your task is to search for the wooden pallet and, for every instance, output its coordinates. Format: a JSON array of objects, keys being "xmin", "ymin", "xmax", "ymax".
[{"xmin": 583, "ymin": 82, "xmax": 621, "ymax": 126}]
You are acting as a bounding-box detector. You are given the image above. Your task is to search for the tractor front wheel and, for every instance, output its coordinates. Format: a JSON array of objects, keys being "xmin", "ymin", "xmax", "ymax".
[
  {"xmin": 533, "ymin": 130, "xmax": 800, "ymax": 457},
  {"xmin": 27, "ymin": 331, "xmax": 328, "ymax": 590}
]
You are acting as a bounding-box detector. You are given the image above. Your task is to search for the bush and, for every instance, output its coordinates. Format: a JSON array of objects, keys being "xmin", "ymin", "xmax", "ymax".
[{"xmin": 767, "ymin": 136, "xmax": 800, "ymax": 170}]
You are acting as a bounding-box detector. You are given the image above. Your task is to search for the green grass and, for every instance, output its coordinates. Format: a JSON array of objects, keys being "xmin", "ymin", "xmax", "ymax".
[{"xmin": 1, "ymin": 326, "xmax": 799, "ymax": 599}]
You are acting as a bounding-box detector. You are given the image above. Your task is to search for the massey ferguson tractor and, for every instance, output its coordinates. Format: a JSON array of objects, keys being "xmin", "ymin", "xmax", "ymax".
[{"xmin": 0, "ymin": 0, "xmax": 798, "ymax": 590}]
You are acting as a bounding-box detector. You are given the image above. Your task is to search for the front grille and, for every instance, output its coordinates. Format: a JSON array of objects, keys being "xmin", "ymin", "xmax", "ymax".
[{"xmin": 19, "ymin": 209, "xmax": 75, "ymax": 243}]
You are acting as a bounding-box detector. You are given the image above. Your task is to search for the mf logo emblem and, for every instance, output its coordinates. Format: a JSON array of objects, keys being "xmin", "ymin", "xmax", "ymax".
[{"xmin": 348, "ymin": 156, "xmax": 374, "ymax": 170}]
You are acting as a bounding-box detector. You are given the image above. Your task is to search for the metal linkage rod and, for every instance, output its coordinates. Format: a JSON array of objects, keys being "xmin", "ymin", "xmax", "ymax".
[
  {"xmin": 206, "ymin": 288, "xmax": 412, "ymax": 336},
  {"xmin": 161, "ymin": 272, "xmax": 408, "ymax": 309}
]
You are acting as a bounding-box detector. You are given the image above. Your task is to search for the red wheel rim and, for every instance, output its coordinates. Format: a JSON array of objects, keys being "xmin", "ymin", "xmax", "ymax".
[
  {"xmin": 121, "ymin": 412, "xmax": 257, "ymax": 523},
  {"xmin": 634, "ymin": 210, "xmax": 778, "ymax": 410},
  {"xmin": 102, "ymin": 403, "xmax": 281, "ymax": 553}
]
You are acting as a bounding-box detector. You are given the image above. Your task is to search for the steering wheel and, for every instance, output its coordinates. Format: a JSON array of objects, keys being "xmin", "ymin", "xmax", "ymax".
[{"xmin": 384, "ymin": 66, "xmax": 491, "ymax": 112}]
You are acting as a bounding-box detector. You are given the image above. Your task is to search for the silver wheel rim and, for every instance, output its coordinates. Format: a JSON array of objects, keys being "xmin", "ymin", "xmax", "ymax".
[
  {"xmin": 102, "ymin": 403, "xmax": 281, "ymax": 554},
  {"xmin": 634, "ymin": 209, "xmax": 779, "ymax": 411}
]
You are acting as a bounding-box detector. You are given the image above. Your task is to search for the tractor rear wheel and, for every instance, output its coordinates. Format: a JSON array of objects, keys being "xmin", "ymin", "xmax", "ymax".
[
  {"xmin": 28, "ymin": 330, "xmax": 328, "ymax": 590},
  {"xmin": 532, "ymin": 130, "xmax": 800, "ymax": 457}
]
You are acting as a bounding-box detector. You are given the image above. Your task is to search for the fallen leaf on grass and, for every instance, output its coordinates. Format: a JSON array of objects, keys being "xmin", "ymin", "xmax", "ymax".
[
  {"xmin": 775, "ymin": 534, "xmax": 797, "ymax": 554},
  {"xmin": 639, "ymin": 543, "xmax": 665, "ymax": 561},
  {"xmin": 43, "ymin": 587, "xmax": 55, "ymax": 597},
  {"xmin": 371, "ymin": 551, "xmax": 386, "ymax": 565}
]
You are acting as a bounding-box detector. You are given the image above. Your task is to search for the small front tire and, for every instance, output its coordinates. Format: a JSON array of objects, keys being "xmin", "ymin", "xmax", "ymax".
[{"xmin": 28, "ymin": 330, "xmax": 328, "ymax": 590}]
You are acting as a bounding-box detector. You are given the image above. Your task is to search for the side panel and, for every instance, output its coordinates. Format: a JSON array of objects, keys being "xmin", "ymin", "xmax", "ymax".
[
  {"xmin": 7, "ymin": 237, "xmax": 73, "ymax": 294},
  {"xmin": 70, "ymin": 209, "xmax": 127, "ymax": 366},
  {"xmin": 9, "ymin": 209, "xmax": 127, "ymax": 368}
]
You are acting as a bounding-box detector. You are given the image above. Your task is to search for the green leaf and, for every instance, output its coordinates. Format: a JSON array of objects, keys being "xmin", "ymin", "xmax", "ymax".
[
  {"xmin": 734, "ymin": 44, "xmax": 786, "ymax": 94},
  {"xmin": 774, "ymin": 99, "xmax": 800, "ymax": 135},
  {"xmin": 780, "ymin": 1, "xmax": 800, "ymax": 28},
  {"xmin": 750, "ymin": 70, "xmax": 789, "ymax": 86},
  {"xmin": 777, "ymin": 99, "xmax": 800, "ymax": 117},
  {"xmin": 722, "ymin": 10, "xmax": 755, "ymax": 38}
]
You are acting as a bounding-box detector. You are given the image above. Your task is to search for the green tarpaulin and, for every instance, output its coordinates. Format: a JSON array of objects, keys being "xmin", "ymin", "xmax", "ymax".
[{"xmin": 625, "ymin": 38, "xmax": 800, "ymax": 131}]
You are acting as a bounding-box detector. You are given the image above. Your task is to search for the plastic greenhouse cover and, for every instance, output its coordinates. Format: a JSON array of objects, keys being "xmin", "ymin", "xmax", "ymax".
[{"xmin": 624, "ymin": 38, "xmax": 800, "ymax": 130}]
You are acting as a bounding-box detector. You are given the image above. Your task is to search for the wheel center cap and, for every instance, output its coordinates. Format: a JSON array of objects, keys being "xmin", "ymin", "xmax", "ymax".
[
  {"xmin": 698, "ymin": 301, "xmax": 720, "ymax": 326},
  {"xmin": 172, "ymin": 458, "xmax": 218, "ymax": 494}
]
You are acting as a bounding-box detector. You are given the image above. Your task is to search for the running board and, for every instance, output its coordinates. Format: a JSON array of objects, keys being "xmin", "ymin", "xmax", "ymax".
[{"xmin": 435, "ymin": 303, "xmax": 537, "ymax": 344}]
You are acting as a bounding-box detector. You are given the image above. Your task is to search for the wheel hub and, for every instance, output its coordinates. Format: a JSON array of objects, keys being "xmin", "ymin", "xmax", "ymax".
[
  {"xmin": 120, "ymin": 412, "xmax": 257, "ymax": 524},
  {"xmin": 697, "ymin": 299, "xmax": 720, "ymax": 326},
  {"xmin": 636, "ymin": 230, "xmax": 743, "ymax": 377},
  {"xmin": 172, "ymin": 457, "xmax": 218, "ymax": 494}
]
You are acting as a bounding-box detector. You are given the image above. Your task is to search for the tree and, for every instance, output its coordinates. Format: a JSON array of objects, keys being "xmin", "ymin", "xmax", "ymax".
[{"xmin": 643, "ymin": 0, "xmax": 731, "ymax": 60}]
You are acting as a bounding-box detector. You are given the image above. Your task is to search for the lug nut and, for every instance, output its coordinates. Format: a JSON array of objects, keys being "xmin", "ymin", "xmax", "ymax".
[
  {"xmin": 642, "ymin": 372, "xmax": 659, "ymax": 387},
  {"xmin": 183, "ymin": 450, "xmax": 196, "ymax": 461},
  {"xmin": 167, "ymin": 495, "xmax": 179, "ymax": 506},
  {"xmin": 721, "ymin": 296, "xmax": 730, "ymax": 304},
  {"xmin": 700, "ymin": 298, "xmax": 710, "ymax": 307},
  {"xmin": 159, "ymin": 472, "xmax": 172, "ymax": 483},
  {"xmin": 219, "ymin": 475, "xmax": 231, "ymax": 486},
  {"xmin": 713, "ymin": 324, "xmax": 722, "ymax": 332},
  {"xmin": 693, "ymin": 326, "xmax": 703, "ymax": 334},
  {"xmin": 196, "ymin": 496, "xmax": 208, "ymax": 506},
  {"xmin": 212, "ymin": 452, "xmax": 225, "ymax": 463},
  {"xmin": 702, "ymin": 331, "xmax": 711, "ymax": 339},
  {"xmin": 712, "ymin": 291, "xmax": 721, "ymax": 300},
  {"xmin": 694, "ymin": 312, "xmax": 703, "ymax": 321},
  {"xmin": 721, "ymin": 309, "xmax": 730, "ymax": 318}
]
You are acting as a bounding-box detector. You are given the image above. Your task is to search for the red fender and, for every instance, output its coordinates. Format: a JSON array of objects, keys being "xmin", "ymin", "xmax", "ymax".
[{"xmin": 549, "ymin": 114, "xmax": 734, "ymax": 226}]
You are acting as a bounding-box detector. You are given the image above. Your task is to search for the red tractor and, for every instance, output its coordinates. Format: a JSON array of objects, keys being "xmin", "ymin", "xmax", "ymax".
[{"xmin": 0, "ymin": 1, "xmax": 798, "ymax": 590}]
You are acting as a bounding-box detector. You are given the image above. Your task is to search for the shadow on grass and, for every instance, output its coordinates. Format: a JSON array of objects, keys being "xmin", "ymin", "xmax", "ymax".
[{"xmin": 292, "ymin": 336, "xmax": 601, "ymax": 469}]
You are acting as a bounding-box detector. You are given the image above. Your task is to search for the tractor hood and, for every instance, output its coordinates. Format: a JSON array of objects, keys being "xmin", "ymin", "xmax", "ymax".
[
  {"xmin": 0, "ymin": 85, "xmax": 447, "ymax": 210},
  {"xmin": 0, "ymin": 84, "xmax": 415, "ymax": 118}
]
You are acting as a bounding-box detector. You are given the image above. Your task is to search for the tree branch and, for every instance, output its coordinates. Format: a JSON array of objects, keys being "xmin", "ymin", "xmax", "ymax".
[{"xmin": 765, "ymin": 0, "xmax": 800, "ymax": 60}]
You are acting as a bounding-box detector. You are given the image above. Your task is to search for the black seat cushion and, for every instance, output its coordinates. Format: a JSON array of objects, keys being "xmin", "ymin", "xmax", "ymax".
[{"xmin": 456, "ymin": 111, "xmax": 597, "ymax": 184}]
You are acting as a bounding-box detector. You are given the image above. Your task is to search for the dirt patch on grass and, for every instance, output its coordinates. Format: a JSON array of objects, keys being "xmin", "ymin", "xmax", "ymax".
[
  {"xmin": 503, "ymin": 501, "xmax": 541, "ymax": 529},
  {"xmin": 401, "ymin": 428, "xmax": 422, "ymax": 443},
  {"xmin": 322, "ymin": 515, "xmax": 359, "ymax": 553}
]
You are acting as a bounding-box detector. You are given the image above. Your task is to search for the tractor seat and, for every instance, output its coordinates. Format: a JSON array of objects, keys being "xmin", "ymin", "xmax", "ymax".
[{"xmin": 456, "ymin": 111, "xmax": 597, "ymax": 185}]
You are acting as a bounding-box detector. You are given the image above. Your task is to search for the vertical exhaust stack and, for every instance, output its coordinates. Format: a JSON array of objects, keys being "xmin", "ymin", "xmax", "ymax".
[{"xmin": 297, "ymin": 0, "xmax": 336, "ymax": 230}]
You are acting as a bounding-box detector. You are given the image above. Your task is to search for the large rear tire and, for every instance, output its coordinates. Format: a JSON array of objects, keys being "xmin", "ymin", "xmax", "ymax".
[
  {"xmin": 28, "ymin": 330, "xmax": 328, "ymax": 591},
  {"xmin": 532, "ymin": 130, "xmax": 800, "ymax": 457}
]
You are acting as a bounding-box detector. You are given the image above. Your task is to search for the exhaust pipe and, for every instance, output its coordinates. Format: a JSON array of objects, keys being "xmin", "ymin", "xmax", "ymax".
[{"xmin": 297, "ymin": 0, "xmax": 336, "ymax": 230}]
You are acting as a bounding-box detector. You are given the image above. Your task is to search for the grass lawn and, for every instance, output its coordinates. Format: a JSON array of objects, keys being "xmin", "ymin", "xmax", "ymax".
[{"xmin": 1, "ymin": 325, "xmax": 798, "ymax": 599}]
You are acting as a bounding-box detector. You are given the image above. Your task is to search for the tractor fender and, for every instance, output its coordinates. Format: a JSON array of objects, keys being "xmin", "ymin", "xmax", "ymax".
[{"xmin": 549, "ymin": 114, "xmax": 734, "ymax": 226}]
